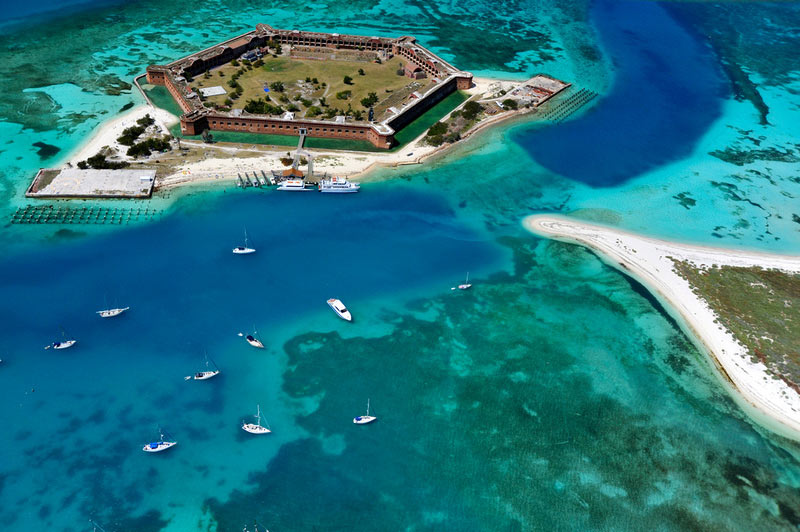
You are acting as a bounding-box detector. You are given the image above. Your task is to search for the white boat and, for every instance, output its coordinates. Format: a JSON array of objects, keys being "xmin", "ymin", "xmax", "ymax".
[
  {"xmin": 188, "ymin": 355, "xmax": 220, "ymax": 380},
  {"xmin": 452, "ymin": 272, "xmax": 472, "ymax": 291},
  {"xmin": 277, "ymin": 178, "xmax": 314, "ymax": 191},
  {"xmin": 233, "ymin": 229, "xmax": 256, "ymax": 254},
  {"xmin": 242, "ymin": 404, "xmax": 272, "ymax": 434},
  {"xmin": 318, "ymin": 176, "xmax": 360, "ymax": 193},
  {"xmin": 142, "ymin": 429, "xmax": 177, "ymax": 453},
  {"xmin": 97, "ymin": 306, "xmax": 129, "ymax": 318},
  {"xmin": 353, "ymin": 398, "xmax": 377, "ymax": 425},
  {"xmin": 46, "ymin": 339, "xmax": 76, "ymax": 350},
  {"xmin": 327, "ymin": 298, "xmax": 352, "ymax": 322},
  {"xmin": 245, "ymin": 329, "xmax": 265, "ymax": 349}
]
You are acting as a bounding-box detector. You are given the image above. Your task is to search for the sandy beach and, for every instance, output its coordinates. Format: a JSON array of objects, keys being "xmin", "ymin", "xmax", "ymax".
[
  {"xmin": 67, "ymin": 104, "xmax": 178, "ymax": 165},
  {"xmin": 524, "ymin": 214, "xmax": 800, "ymax": 440}
]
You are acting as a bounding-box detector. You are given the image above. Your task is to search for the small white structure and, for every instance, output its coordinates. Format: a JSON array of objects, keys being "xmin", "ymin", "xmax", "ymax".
[{"xmin": 199, "ymin": 86, "xmax": 227, "ymax": 97}]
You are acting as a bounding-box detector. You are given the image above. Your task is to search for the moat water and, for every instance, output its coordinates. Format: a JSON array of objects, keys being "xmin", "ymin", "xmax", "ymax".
[{"xmin": 1, "ymin": 1, "xmax": 800, "ymax": 531}]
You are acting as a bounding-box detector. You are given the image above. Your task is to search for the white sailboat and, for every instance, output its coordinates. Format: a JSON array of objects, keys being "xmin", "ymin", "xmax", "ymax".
[
  {"xmin": 327, "ymin": 298, "xmax": 352, "ymax": 321},
  {"xmin": 451, "ymin": 272, "xmax": 472, "ymax": 291},
  {"xmin": 142, "ymin": 428, "xmax": 177, "ymax": 453},
  {"xmin": 353, "ymin": 398, "xmax": 377, "ymax": 425},
  {"xmin": 186, "ymin": 355, "xmax": 220, "ymax": 380},
  {"xmin": 233, "ymin": 229, "xmax": 256, "ymax": 255},
  {"xmin": 242, "ymin": 404, "xmax": 272, "ymax": 434},
  {"xmin": 45, "ymin": 330, "xmax": 76, "ymax": 350},
  {"xmin": 97, "ymin": 306, "xmax": 130, "ymax": 318},
  {"xmin": 242, "ymin": 327, "xmax": 265, "ymax": 349}
]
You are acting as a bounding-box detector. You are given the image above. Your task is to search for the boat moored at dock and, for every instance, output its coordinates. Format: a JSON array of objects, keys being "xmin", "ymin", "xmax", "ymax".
[
  {"xmin": 319, "ymin": 176, "xmax": 360, "ymax": 193},
  {"xmin": 277, "ymin": 179, "xmax": 314, "ymax": 191}
]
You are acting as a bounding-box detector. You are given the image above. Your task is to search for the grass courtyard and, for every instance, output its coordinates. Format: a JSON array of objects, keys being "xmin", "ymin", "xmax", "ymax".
[{"xmin": 190, "ymin": 54, "xmax": 433, "ymax": 122}]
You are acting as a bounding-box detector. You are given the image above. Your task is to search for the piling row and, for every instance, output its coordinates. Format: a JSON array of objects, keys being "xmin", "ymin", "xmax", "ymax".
[
  {"xmin": 541, "ymin": 88, "xmax": 597, "ymax": 123},
  {"xmin": 10, "ymin": 205, "xmax": 160, "ymax": 225}
]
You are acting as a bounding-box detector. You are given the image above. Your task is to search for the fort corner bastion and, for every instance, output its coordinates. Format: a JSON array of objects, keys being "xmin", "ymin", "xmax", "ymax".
[{"xmin": 145, "ymin": 24, "xmax": 473, "ymax": 149}]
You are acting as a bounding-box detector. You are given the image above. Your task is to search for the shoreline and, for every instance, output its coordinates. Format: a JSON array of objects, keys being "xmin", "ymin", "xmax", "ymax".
[
  {"xmin": 523, "ymin": 214, "xmax": 800, "ymax": 441},
  {"xmin": 62, "ymin": 75, "xmax": 546, "ymax": 191}
]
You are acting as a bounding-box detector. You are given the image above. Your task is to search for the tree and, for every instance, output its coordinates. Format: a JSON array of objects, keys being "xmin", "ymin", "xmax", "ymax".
[
  {"xmin": 358, "ymin": 68, "xmax": 365, "ymax": 76},
  {"xmin": 501, "ymin": 98, "xmax": 518, "ymax": 110},
  {"xmin": 231, "ymin": 59, "xmax": 239, "ymax": 66},
  {"xmin": 306, "ymin": 106, "xmax": 322, "ymax": 117},
  {"xmin": 202, "ymin": 129, "xmax": 213, "ymax": 143},
  {"xmin": 343, "ymin": 75, "xmax": 353, "ymax": 85},
  {"xmin": 360, "ymin": 92, "xmax": 379, "ymax": 108},
  {"xmin": 336, "ymin": 90, "xmax": 351, "ymax": 100},
  {"xmin": 269, "ymin": 81, "xmax": 285, "ymax": 92},
  {"xmin": 319, "ymin": 96, "xmax": 327, "ymax": 107},
  {"xmin": 462, "ymin": 101, "xmax": 483, "ymax": 120}
]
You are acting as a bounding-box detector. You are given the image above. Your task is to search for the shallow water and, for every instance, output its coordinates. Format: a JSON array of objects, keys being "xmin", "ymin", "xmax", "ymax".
[{"xmin": 2, "ymin": 0, "xmax": 800, "ymax": 530}]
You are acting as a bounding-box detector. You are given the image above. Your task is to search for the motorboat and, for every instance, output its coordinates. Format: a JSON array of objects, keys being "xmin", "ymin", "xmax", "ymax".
[
  {"xmin": 242, "ymin": 404, "xmax": 272, "ymax": 434},
  {"xmin": 353, "ymin": 398, "xmax": 377, "ymax": 425},
  {"xmin": 327, "ymin": 298, "xmax": 352, "ymax": 322},
  {"xmin": 97, "ymin": 307, "xmax": 129, "ymax": 318}
]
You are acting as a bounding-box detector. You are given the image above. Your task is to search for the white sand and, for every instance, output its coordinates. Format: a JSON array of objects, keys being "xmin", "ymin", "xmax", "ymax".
[
  {"xmin": 524, "ymin": 214, "xmax": 800, "ymax": 440},
  {"xmin": 67, "ymin": 104, "xmax": 178, "ymax": 165}
]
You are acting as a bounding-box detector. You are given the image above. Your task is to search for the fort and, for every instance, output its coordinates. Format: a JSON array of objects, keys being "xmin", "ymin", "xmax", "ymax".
[{"xmin": 144, "ymin": 24, "xmax": 474, "ymax": 149}]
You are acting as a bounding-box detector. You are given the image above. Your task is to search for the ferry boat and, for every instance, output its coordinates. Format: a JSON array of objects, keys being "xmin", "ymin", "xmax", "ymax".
[
  {"xmin": 242, "ymin": 404, "xmax": 272, "ymax": 434},
  {"xmin": 97, "ymin": 307, "xmax": 129, "ymax": 318},
  {"xmin": 318, "ymin": 176, "xmax": 360, "ymax": 193},
  {"xmin": 327, "ymin": 298, "xmax": 352, "ymax": 321},
  {"xmin": 353, "ymin": 398, "xmax": 377, "ymax": 425},
  {"xmin": 277, "ymin": 179, "xmax": 314, "ymax": 191},
  {"xmin": 142, "ymin": 429, "xmax": 177, "ymax": 453}
]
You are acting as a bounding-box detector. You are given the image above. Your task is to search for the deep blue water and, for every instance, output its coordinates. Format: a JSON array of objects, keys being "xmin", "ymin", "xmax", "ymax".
[{"xmin": 516, "ymin": 0, "xmax": 727, "ymax": 186}]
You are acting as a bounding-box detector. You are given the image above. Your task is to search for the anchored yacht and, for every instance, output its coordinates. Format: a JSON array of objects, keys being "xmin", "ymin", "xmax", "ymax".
[
  {"xmin": 143, "ymin": 429, "xmax": 177, "ymax": 453},
  {"xmin": 233, "ymin": 229, "xmax": 256, "ymax": 255},
  {"xmin": 47, "ymin": 339, "xmax": 76, "ymax": 350},
  {"xmin": 97, "ymin": 307, "xmax": 129, "ymax": 318},
  {"xmin": 353, "ymin": 398, "xmax": 377, "ymax": 425},
  {"xmin": 319, "ymin": 176, "xmax": 360, "ymax": 193},
  {"xmin": 327, "ymin": 298, "xmax": 352, "ymax": 321},
  {"xmin": 242, "ymin": 404, "xmax": 272, "ymax": 434}
]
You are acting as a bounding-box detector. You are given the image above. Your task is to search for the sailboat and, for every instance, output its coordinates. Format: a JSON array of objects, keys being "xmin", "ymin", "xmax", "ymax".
[
  {"xmin": 233, "ymin": 229, "xmax": 256, "ymax": 255},
  {"xmin": 242, "ymin": 327, "xmax": 265, "ymax": 349},
  {"xmin": 186, "ymin": 355, "xmax": 220, "ymax": 380},
  {"xmin": 451, "ymin": 272, "xmax": 472, "ymax": 291},
  {"xmin": 242, "ymin": 404, "xmax": 272, "ymax": 434},
  {"xmin": 142, "ymin": 428, "xmax": 177, "ymax": 453},
  {"xmin": 45, "ymin": 330, "xmax": 76, "ymax": 350},
  {"xmin": 353, "ymin": 398, "xmax": 377, "ymax": 424},
  {"xmin": 97, "ymin": 306, "xmax": 130, "ymax": 318}
]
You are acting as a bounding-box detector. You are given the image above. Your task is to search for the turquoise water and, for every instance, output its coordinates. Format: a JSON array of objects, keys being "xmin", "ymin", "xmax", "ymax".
[{"xmin": 2, "ymin": 0, "xmax": 800, "ymax": 530}]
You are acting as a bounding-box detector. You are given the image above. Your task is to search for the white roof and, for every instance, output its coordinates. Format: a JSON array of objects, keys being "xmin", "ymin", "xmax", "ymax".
[{"xmin": 200, "ymin": 86, "xmax": 227, "ymax": 97}]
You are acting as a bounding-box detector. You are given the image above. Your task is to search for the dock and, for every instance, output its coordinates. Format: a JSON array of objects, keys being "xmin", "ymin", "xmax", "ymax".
[{"xmin": 27, "ymin": 168, "xmax": 156, "ymax": 199}]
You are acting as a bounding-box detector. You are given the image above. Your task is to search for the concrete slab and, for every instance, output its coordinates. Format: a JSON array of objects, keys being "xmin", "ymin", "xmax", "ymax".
[{"xmin": 27, "ymin": 168, "xmax": 156, "ymax": 198}]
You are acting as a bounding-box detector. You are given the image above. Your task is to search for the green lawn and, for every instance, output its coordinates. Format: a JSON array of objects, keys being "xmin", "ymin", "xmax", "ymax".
[{"xmin": 191, "ymin": 55, "xmax": 429, "ymax": 119}]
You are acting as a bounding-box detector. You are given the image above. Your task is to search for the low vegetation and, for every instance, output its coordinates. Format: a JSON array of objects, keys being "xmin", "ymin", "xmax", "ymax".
[
  {"xmin": 672, "ymin": 261, "xmax": 800, "ymax": 392},
  {"xmin": 423, "ymin": 100, "xmax": 485, "ymax": 147}
]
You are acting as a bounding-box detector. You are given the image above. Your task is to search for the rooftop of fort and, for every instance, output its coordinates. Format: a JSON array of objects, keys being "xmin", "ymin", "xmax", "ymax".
[{"xmin": 143, "ymin": 24, "xmax": 475, "ymax": 148}]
